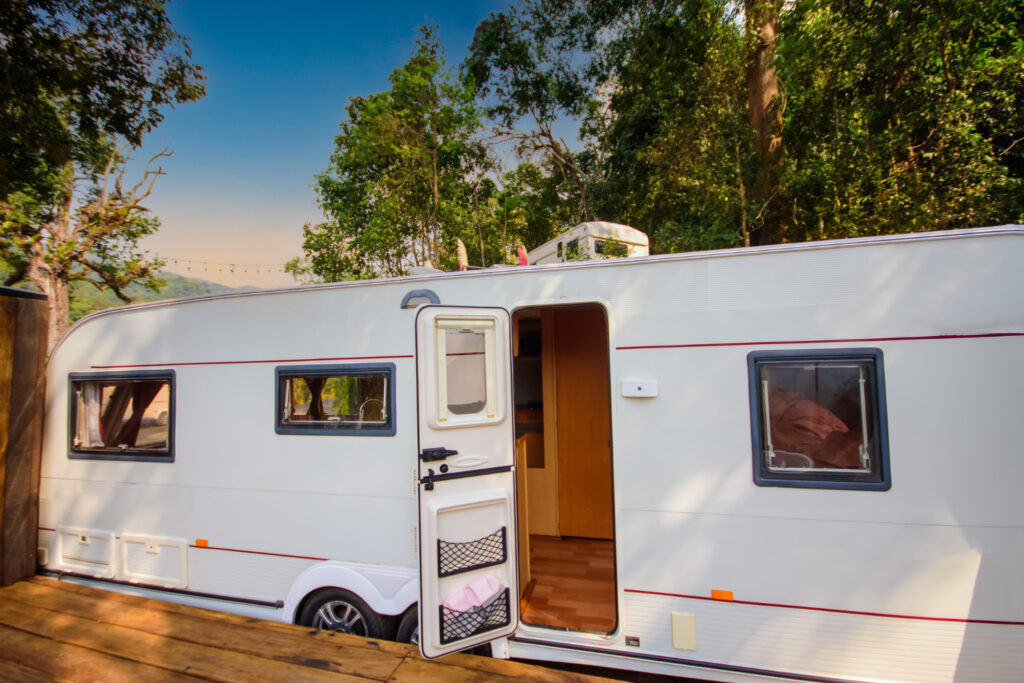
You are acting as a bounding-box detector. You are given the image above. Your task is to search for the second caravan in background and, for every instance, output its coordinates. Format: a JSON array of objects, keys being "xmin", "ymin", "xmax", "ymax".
[{"xmin": 526, "ymin": 221, "xmax": 649, "ymax": 264}]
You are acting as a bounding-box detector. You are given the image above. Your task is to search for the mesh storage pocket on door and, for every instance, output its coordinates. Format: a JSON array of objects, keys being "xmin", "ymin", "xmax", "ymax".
[
  {"xmin": 437, "ymin": 527, "xmax": 507, "ymax": 577},
  {"xmin": 439, "ymin": 587, "xmax": 511, "ymax": 644}
]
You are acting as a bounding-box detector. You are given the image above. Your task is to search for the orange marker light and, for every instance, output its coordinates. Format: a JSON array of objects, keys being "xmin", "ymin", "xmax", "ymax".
[
  {"xmin": 711, "ymin": 589, "xmax": 734, "ymax": 601},
  {"xmin": 195, "ymin": 539, "xmax": 209, "ymax": 548}
]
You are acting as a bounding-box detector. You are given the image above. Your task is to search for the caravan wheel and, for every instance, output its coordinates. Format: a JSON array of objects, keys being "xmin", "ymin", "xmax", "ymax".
[
  {"xmin": 396, "ymin": 607, "xmax": 491, "ymax": 655},
  {"xmin": 397, "ymin": 607, "xmax": 419, "ymax": 645},
  {"xmin": 299, "ymin": 588, "xmax": 384, "ymax": 638}
]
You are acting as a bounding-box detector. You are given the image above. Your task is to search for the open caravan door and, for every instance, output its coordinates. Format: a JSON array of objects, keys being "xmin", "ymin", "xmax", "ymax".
[{"xmin": 416, "ymin": 306, "xmax": 519, "ymax": 658}]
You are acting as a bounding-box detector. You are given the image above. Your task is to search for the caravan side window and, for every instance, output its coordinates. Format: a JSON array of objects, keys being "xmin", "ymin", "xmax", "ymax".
[
  {"xmin": 276, "ymin": 364, "xmax": 396, "ymax": 436},
  {"xmin": 748, "ymin": 349, "xmax": 890, "ymax": 490},
  {"xmin": 69, "ymin": 371, "xmax": 174, "ymax": 462}
]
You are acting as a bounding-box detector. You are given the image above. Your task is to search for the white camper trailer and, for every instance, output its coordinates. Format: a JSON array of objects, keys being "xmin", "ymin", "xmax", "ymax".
[
  {"xmin": 526, "ymin": 221, "xmax": 649, "ymax": 264},
  {"xmin": 38, "ymin": 226, "xmax": 1024, "ymax": 682}
]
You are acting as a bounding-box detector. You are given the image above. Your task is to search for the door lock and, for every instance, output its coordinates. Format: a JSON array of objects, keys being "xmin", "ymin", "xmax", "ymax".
[{"xmin": 420, "ymin": 446, "xmax": 458, "ymax": 462}]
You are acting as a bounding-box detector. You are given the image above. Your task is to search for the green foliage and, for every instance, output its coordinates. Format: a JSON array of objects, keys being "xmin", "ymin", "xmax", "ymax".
[
  {"xmin": 1, "ymin": 145, "xmax": 170, "ymax": 315},
  {"xmin": 305, "ymin": 25, "xmax": 487, "ymax": 280},
  {"xmin": 592, "ymin": 0, "xmax": 753, "ymax": 252},
  {"xmin": 466, "ymin": 2, "xmax": 599, "ymax": 223},
  {"xmin": 0, "ymin": 0, "xmax": 205, "ymax": 199},
  {"xmin": 598, "ymin": 237, "xmax": 629, "ymax": 258},
  {"xmin": 1, "ymin": 0, "xmax": 204, "ymax": 346},
  {"xmin": 468, "ymin": 0, "xmax": 1024, "ymax": 253},
  {"xmin": 297, "ymin": 2, "xmax": 1023, "ymax": 276},
  {"xmin": 779, "ymin": 0, "xmax": 1024, "ymax": 238}
]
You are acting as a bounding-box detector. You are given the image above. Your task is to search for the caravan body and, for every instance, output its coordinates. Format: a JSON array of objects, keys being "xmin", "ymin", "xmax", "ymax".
[{"xmin": 38, "ymin": 227, "xmax": 1024, "ymax": 681}]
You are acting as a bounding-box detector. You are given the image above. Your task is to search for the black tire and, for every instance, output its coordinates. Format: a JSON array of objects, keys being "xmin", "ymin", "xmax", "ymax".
[
  {"xmin": 396, "ymin": 606, "xmax": 419, "ymax": 645},
  {"xmin": 299, "ymin": 588, "xmax": 385, "ymax": 638},
  {"xmin": 396, "ymin": 606, "xmax": 491, "ymax": 656}
]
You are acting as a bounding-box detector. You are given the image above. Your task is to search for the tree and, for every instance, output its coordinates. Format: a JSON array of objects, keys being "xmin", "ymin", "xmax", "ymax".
[
  {"xmin": 460, "ymin": 161, "xmax": 573, "ymax": 267},
  {"xmin": 467, "ymin": 0, "xmax": 787, "ymax": 250},
  {"xmin": 466, "ymin": 2, "xmax": 596, "ymax": 224},
  {"xmin": 593, "ymin": 0, "xmax": 754, "ymax": 252},
  {"xmin": 779, "ymin": 0, "xmax": 1024, "ymax": 239},
  {"xmin": 0, "ymin": 0, "xmax": 204, "ymax": 199},
  {"xmin": 303, "ymin": 26, "xmax": 487, "ymax": 281},
  {"xmin": 744, "ymin": 0, "xmax": 785, "ymax": 243},
  {"xmin": 2, "ymin": 145, "xmax": 170, "ymax": 350},
  {"xmin": 473, "ymin": 0, "xmax": 1023, "ymax": 252},
  {"xmin": 1, "ymin": 0, "xmax": 205, "ymax": 348}
]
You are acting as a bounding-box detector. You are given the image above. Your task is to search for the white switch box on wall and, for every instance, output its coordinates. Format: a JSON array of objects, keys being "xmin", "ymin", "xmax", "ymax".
[{"xmin": 622, "ymin": 379, "xmax": 658, "ymax": 397}]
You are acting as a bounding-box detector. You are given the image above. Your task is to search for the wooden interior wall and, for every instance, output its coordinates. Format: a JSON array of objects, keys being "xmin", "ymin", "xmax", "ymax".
[
  {"xmin": 514, "ymin": 435, "xmax": 531, "ymax": 593},
  {"xmin": 0, "ymin": 288, "xmax": 48, "ymax": 586},
  {"xmin": 526, "ymin": 310, "xmax": 559, "ymax": 536},
  {"xmin": 554, "ymin": 307, "xmax": 614, "ymax": 540}
]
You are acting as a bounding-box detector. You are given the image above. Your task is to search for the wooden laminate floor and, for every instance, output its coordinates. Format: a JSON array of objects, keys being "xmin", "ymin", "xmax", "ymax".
[
  {"xmin": 0, "ymin": 575, "xmax": 611, "ymax": 682},
  {"xmin": 521, "ymin": 536, "xmax": 616, "ymax": 633}
]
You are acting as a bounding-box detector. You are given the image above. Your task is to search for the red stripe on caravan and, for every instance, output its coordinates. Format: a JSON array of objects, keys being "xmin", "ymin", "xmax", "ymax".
[
  {"xmin": 189, "ymin": 544, "xmax": 328, "ymax": 562},
  {"xmin": 91, "ymin": 354, "xmax": 414, "ymax": 369},
  {"xmin": 616, "ymin": 331, "xmax": 1024, "ymax": 351},
  {"xmin": 624, "ymin": 589, "xmax": 1024, "ymax": 626}
]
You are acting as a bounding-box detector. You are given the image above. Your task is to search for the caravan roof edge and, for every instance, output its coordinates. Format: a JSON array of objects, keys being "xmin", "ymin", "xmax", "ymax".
[{"xmin": 53, "ymin": 224, "xmax": 1024, "ymax": 355}]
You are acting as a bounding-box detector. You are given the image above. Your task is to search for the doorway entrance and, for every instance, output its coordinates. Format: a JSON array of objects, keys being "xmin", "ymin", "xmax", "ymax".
[{"xmin": 512, "ymin": 304, "xmax": 617, "ymax": 634}]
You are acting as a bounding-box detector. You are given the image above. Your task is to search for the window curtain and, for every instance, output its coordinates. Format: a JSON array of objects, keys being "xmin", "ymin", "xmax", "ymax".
[
  {"xmin": 306, "ymin": 377, "xmax": 325, "ymax": 421},
  {"xmin": 83, "ymin": 384, "xmax": 103, "ymax": 447}
]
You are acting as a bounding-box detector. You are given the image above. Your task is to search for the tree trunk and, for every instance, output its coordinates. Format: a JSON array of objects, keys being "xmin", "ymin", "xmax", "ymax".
[
  {"xmin": 736, "ymin": 142, "xmax": 750, "ymax": 247},
  {"xmin": 46, "ymin": 274, "xmax": 70, "ymax": 352},
  {"xmin": 40, "ymin": 165, "xmax": 76, "ymax": 351},
  {"xmin": 745, "ymin": 0, "xmax": 785, "ymax": 245}
]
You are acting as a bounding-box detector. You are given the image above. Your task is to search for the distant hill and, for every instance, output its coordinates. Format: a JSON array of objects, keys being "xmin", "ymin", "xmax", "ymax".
[{"xmin": 69, "ymin": 272, "xmax": 253, "ymax": 322}]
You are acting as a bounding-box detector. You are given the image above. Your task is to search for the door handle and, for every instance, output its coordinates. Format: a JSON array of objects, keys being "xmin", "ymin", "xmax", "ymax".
[{"xmin": 420, "ymin": 446, "xmax": 458, "ymax": 462}]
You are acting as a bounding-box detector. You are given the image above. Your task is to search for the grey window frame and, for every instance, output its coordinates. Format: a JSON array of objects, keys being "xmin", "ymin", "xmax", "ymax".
[
  {"xmin": 68, "ymin": 370, "xmax": 175, "ymax": 463},
  {"xmin": 747, "ymin": 348, "xmax": 891, "ymax": 491},
  {"xmin": 275, "ymin": 363, "xmax": 397, "ymax": 436}
]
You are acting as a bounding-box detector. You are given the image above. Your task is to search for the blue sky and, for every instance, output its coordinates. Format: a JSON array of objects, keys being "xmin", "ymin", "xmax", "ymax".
[{"xmin": 135, "ymin": 1, "xmax": 508, "ymax": 287}]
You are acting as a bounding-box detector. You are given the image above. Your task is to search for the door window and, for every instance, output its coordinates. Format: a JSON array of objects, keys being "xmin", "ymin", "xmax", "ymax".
[{"xmin": 434, "ymin": 318, "xmax": 500, "ymax": 424}]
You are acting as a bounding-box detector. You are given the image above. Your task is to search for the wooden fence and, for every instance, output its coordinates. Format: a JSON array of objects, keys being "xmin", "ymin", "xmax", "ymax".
[{"xmin": 0, "ymin": 286, "xmax": 48, "ymax": 586}]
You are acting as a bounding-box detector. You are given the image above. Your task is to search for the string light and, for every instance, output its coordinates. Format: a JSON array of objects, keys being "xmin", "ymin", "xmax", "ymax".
[{"xmin": 160, "ymin": 255, "xmax": 291, "ymax": 277}]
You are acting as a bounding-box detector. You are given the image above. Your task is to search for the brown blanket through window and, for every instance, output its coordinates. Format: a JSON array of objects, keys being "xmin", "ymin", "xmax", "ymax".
[{"xmin": 768, "ymin": 390, "xmax": 863, "ymax": 469}]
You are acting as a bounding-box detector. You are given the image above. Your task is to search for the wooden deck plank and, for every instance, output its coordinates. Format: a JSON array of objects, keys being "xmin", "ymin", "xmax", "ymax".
[
  {"xmin": 0, "ymin": 623, "xmax": 195, "ymax": 682},
  {"xmin": 0, "ymin": 599, "xmax": 357, "ymax": 682},
  {"xmin": 26, "ymin": 576, "xmax": 399, "ymax": 643},
  {"xmin": 7, "ymin": 579, "xmax": 405, "ymax": 680},
  {"xmin": 0, "ymin": 577, "xmax": 613, "ymax": 682},
  {"xmin": 389, "ymin": 655, "xmax": 602, "ymax": 682}
]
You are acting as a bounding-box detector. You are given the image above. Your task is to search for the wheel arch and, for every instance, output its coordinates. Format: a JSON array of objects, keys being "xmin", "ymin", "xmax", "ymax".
[{"xmin": 283, "ymin": 561, "xmax": 418, "ymax": 624}]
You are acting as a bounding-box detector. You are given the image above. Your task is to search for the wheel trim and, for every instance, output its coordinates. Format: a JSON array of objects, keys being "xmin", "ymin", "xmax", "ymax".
[{"xmin": 313, "ymin": 601, "xmax": 366, "ymax": 635}]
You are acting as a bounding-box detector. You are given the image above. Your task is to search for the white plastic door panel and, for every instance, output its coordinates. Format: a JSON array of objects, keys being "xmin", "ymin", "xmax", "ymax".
[{"xmin": 416, "ymin": 306, "xmax": 518, "ymax": 658}]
